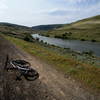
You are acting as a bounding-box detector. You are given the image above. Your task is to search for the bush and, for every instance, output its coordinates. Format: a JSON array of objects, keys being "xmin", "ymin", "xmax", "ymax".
[
  {"xmin": 54, "ymin": 35, "xmax": 62, "ymax": 38},
  {"xmin": 45, "ymin": 34, "xmax": 50, "ymax": 37},
  {"xmin": 91, "ymin": 39, "xmax": 96, "ymax": 42},
  {"xmin": 36, "ymin": 38, "xmax": 39, "ymax": 41},
  {"xmin": 81, "ymin": 39, "xmax": 85, "ymax": 41},
  {"xmin": 24, "ymin": 34, "xmax": 33, "ymax": 42},
  {"xmin": 82, "ymin": 51, "xmax": 94, "ymax": 56}
]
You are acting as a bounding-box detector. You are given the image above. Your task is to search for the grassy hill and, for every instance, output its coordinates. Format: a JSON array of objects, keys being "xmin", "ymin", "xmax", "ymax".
[
  {"xmin": 43, "ymin": 15, "xmax": 100, "ymax": 42},
  {"xmin": 0, "ymin": 22, "xmax": 36, "ymax": 39}
]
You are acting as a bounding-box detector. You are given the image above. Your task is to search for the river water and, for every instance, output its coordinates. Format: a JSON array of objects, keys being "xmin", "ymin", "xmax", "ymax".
[{"xmin": 32, "ymin": 34, "xmax": 100, "ymax": 57}]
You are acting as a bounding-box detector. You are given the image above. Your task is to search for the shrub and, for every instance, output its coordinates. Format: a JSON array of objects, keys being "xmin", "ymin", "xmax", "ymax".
[
  {"xmin": 24, "ymin": 34, "xmax": 33, "ymax": 42},
  {"xmin": 45, "ymin": 34, "xmax": 50, "ymax": 37},
  {"xmin": 36, "ymin": 38, "xmax": 39, "ymax": 41},
  {"xmin": 91, "ymin": 39, "xmax": 96, "ymax": 42},
  {"xmin": 54, "ymin": 35, "xmax": 62, "ymax": 38},
  {"xmin": 81, "ymin": 39, "xmax": 85, "ymax": 41},
  {"xmin": 82, "ymin": 51, "xmax": 94, "ymax": 56}
]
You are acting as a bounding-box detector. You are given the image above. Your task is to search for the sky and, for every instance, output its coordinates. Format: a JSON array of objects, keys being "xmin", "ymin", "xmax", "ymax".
[{"xmin": 0, "ymin": 0, "xmax": 100, "ymax": 26}]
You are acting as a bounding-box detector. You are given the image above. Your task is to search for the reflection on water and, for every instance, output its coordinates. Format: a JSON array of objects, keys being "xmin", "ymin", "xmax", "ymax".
[{"xmin": 32, "ymin": 34, "xmax": 100, "ymax": 57}]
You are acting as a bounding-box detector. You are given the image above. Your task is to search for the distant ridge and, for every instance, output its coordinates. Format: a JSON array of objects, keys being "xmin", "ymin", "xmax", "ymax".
[
  {"xmin": 0, "ymin": 22, "xmax": 36, "ymax": 39},
  {"xmin": 32, "ymin": 24, "xmax": 64, "ymax": 31},
  {"xmin": 0, "ymin": 22, "xmax": 30, "ymax": 29}
]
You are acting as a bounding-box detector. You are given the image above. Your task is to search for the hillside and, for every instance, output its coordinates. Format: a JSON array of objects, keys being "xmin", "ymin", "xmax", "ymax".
[
  {"xmin": 0, "ymin": 22, "xmax": 36, "ymax": 39},
  {"xmin": 32, "ymin": 24, "xmax": 63, "ymax": 31},
  {"xmin": 43, "ymin": 15, "xmax": 100, "ymax": 42}
]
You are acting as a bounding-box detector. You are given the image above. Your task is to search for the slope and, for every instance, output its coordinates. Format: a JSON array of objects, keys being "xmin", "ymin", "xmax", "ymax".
[{"xmin": 45, "ymin": 15, "xmax": 100, "ymax": 41}]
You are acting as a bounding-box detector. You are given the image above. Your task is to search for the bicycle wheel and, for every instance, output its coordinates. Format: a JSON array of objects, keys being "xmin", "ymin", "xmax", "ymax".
[{"xmin": 24, "ymin": 69, "xmax": 39, "ymax": 81}]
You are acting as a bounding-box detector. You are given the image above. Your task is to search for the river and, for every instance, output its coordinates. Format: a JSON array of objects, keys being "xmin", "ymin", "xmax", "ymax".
[{"xmin": 32, "ymin": 34, "xmax": 100, "ymax": 57}]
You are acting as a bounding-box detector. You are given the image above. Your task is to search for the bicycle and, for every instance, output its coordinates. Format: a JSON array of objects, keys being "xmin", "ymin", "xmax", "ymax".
[{"xmin": 4, "ymin": 55, "xmax": 39, "ymax": 81}]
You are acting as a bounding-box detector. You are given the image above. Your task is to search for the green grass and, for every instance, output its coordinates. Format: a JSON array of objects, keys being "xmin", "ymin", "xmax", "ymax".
[{"xmin": 4, "ymin": 35, "xmax": 100, "ymax": 92}]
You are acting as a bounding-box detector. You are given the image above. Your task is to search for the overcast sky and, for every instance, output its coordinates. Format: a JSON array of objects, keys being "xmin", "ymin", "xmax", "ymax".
[{"xmin": 0, "ymin": 0, "xmax": 100, "ymax": 26}]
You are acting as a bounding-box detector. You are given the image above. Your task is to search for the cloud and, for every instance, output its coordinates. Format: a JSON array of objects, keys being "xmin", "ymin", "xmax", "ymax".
[
  {"xmin": 38, "ymin": 0, "xmax": 100, "ymax": 25},
  {"xmin": 30, "ymin": 0, "xmax": 100, "ymax": 26},
  {"xmin": 0, "ymin": 0, "xmax": 100, "ymax": 26},
  {"xmin": 47, "ymin": 8, "xmax": 80, "ymax": 16},
  {"xmin": 0, "ymin": 0, "xmax": 7, "ymax": 9},
  {"xmin": 59, "ymin": 0, "xmax": 100, "ymax": 7},
  {"xmin": 62, "ymin": 0, "xmax": 98, "ymax": 3},
  {"xmin": 0, "ymin": 0, "xmax": 7, "ymax": 14},
  {"xmin": 46, "ymin": 0, "xmax": 100, "ymax": 16}
]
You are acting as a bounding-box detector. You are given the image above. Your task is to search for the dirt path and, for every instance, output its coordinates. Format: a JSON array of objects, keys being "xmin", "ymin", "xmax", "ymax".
[{"xmin": 0, "ymin": 36, "xmax": 100, "ymax": 100}]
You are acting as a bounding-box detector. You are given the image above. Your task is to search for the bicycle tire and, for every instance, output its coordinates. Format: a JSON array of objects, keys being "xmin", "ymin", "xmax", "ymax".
[{"xmin": 24, "ymin": 69, "xmax": 39, "ymax": 81}]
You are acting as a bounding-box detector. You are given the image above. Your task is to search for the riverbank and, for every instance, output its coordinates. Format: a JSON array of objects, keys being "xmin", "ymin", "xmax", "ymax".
[
  {"xmin": 40, "ymin": 31, "xmax": 100, "ymax": 42},
  {"xmin": 38, "ymin": 33, "xmax": 100, "ymax": 42},
  {"xmin": 32, "ymin": 34, "xmax": 100, "ymax": 57},
  {"xmin": 4, "ymin": 35, "xmax": 100, "ymax": 93}
]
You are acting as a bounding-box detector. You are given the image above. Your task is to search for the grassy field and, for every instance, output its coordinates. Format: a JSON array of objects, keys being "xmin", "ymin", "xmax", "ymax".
[
  {"xmin": 4, "ymin": 35, "xmax": 100, "ymax": 92},
  {"xmin": 42, "ymin": 15, "xmax": 100, "ymax": 42}
]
